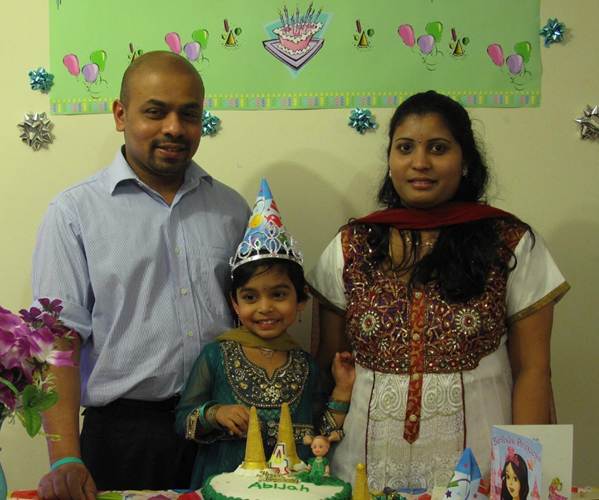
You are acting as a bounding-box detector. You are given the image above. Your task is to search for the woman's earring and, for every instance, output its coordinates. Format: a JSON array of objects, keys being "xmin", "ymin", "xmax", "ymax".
[
  {"xmin": 462, "ymin": 165, "xmax": 469, "ymax": 177},
  {"xmin": 388, "ymin": 170, "xmax": 392, "ymax": 178}
]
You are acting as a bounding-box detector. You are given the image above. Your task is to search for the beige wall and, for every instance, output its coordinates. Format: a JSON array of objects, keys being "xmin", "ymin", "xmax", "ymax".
[{"xmin": 1, "ymin": 1, "xmax": 598, "ymax": 489}]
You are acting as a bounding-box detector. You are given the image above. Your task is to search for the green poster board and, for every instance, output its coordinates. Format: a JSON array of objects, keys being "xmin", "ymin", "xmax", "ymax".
[{"xmin": 49, "ymin": 0, "xmax": 541, "ymax": 114}]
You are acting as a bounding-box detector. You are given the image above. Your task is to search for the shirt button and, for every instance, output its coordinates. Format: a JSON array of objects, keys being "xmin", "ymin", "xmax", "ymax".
[
  {"xmin": 175, "ymin": 247, "xmax": 181, "ymax": 255},
  {"xmin": 186, "ymin": 331, "xmax": 193, "ymax": 337},
  {"xmin": 409, "ymin": 414, "xmax": 418, "ymax": 423},
  {"xmin": 412, "ymin": 333, "xmax": 420, "ymax": 342},
  {"xmin": 180, "ymin": 288, "xmax": 189, "ymax": 296}
]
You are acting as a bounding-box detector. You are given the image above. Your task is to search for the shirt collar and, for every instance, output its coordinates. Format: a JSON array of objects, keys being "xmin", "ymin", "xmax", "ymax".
[{"xmin": 104, "ymin": 147, "xmax": 213, "ymax": 195}]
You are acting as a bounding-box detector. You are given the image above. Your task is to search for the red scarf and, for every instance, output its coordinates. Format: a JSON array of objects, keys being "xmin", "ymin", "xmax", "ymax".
[{"xmin": 353, "ymin": 202, "xmax": 514, "ymax": 230}]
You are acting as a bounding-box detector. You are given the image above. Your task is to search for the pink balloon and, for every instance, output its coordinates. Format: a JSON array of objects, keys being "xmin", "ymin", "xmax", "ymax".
[
  {"xmin": 398, "ymin": 24, "xmax": 415, "ymax": 47},
  {"xmin": 165, "ymin": 32, "xmax": 182, "ymax": 53},
  {"xmin": 82, "ymin": 63, "xmax": 99, "ymax": 83},
  {"xmin": 417, "ymin": 34, "xmax": 435, "ymax": 55},
  {"xmin": 487, "ymin": 43, "xmax": 504, "ymax": 67},
  {"xmin": 506, "ymin": 54, "xmax": 523, "ymax": 75},
  {"xmin": 62, "ymin": 53, "xmax": 80, "ymax": 76},
  {"xmin": 184, "ymin": 41, "xmax": 201, "ymax": 62}
]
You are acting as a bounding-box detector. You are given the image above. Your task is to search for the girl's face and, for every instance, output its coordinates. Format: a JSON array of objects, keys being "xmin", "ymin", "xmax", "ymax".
[
  {"xmin": 232, "ymin": 265, "xmax": 305, "ymax": 340},
  {"xmin": 505, "ymin": 463, "xmax": 521, "ymax": 500},
  {"xmin": 311, "ymin": 437, "xmax": 330, "ymax": 457},
  {"xmin": 388, "ymin": 112, "xmax": 463, "ymax": 209}
]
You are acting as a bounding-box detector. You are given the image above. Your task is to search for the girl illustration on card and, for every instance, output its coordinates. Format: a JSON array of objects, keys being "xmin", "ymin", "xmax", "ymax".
[{"xmin": 501, "ymin": 449, "xmax": 530, "ymax": 500}]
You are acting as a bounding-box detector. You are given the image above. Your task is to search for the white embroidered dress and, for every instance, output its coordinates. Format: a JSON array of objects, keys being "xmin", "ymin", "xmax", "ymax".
[{"xmin": 308, "ymin": 225, "xmax": 568, "ymax": 492}]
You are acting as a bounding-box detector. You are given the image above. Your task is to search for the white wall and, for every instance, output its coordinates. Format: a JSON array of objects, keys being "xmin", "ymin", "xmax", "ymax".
[{"xmin": 1, "ymin": 0, "xmax": 598, "ymax": 489}]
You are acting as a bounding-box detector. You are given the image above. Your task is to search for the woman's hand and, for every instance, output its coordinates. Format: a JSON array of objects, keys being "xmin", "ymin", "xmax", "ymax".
[
  {"xmin": 331, "ymin": 351, "xmax": 355, "ymax": 400},
  {"xmin": 215, "ymin": 404, "xmax": 250, "ymax": 437}
]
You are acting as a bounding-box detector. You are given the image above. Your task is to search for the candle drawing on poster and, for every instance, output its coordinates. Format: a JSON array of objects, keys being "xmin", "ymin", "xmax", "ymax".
[{"xmin": 490, "ymin": 427, "xmax": 542, "ymax": 500}]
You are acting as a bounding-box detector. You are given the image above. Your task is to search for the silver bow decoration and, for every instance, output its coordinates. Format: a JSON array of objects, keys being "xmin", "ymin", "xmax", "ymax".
[
  {"xmin": 575, "ymin": 105, "xmax": 599, "ymax": 141},
  {"xmin": 17, "ymin": 112, "xmax": 54, "ymax": 150}
]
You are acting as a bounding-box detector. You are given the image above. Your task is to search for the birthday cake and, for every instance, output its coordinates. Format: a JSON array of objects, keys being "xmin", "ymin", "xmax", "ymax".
[
  {"xmin": 273, "ymin": 22, "xmax": 322, "ymax": 56},
  {"xmin": 201, "ymin": 404, "xmax": 351, "ymax": 500}
]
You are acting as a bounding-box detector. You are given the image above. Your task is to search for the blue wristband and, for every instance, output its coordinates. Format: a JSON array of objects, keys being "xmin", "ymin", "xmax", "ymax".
[{"xmin": 50, "ymin": 457, "xmax": 84, "ymax": 471}]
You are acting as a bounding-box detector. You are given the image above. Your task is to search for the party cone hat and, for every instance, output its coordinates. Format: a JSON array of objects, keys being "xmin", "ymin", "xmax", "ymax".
[
  {"xmin": 452, "ymin": 39, "xmax": 464, "ymax": 56},
  {"xmin": 225, "ymin": 31, "xmax": 237, "ymax": 46},
  {"xmin": 230, "ymin": 178, "xmax": 303, "ymax": 273},
  {"xmin": 357, "ymin": 31, "xmax": 369, "ymax": 47},
  {"xmin": 241, "ymin": 406, "xmax": 267, "ymax": 470},
  {"xmin": 353, "ymin": 463, "xmax": 369, "ymax": 500},
  {"xmin": 275, "ymin": 402, "xmax": 301, "ymax": 468}
]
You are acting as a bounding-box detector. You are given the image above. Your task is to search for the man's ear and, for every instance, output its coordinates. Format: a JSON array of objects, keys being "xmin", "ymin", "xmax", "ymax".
[{"xmin": 113, "ymin": 99, "xmax": 126, "ymax": 132}]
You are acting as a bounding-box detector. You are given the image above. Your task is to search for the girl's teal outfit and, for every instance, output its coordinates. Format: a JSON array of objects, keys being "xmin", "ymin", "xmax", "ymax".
[{"xmin": 175, "ymin": 328, "xmax": 335, "ymax": 488}]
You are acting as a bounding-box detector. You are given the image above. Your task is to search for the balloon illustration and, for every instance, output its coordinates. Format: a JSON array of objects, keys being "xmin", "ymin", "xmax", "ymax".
[
  {"xmin": 63, "ymin": 53, "xmax": 80, "ymax": 76},
  {"xmin": 82, "ymin": 63, "xmax": 99, "ymax": 83},
  {"xmin": 513, "ymin": 41, "xmax": 532, "ymax": 63},
  {"xmin": 487, "ymin": 44, "xmax": 504, "ymax": 66},
  {"xmin": 165, "ymin": 32, "xmax": 182, "ymax": 53},
  {"xmin": 184, "ymin": 42, "xmax": 201, "ymax": 62},
  {"xmin": 425, "ymin": 21, "xmax": 443, "ymax": 43},
  {"xmin": 417, "ymin": 34, "xmax": 435, "ymax": 55},
  {"xmin": 398, "ymin": 24, "xmax": 415, "ymax": 47},
  {"xmin": 191, "ymin": 29, "xmax": 209, "ymax": 49},
  {"xmin": 90, "ymin": 50, "xmax": 107, "ymax": 72},
  {"xmin": 506, "ymin": 54, "xmax": 523, "ymax": 75}
]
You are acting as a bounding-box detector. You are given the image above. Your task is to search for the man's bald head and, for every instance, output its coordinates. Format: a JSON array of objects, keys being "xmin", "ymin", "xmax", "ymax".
[{"xmin": 119, "ymin": 51, "xmax": 204, "ymax": 107}]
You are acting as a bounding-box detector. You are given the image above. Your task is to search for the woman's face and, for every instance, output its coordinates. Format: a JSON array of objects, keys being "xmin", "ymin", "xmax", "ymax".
[
  {"xmin": 388, "ymin": 113, "xmax": 463, "ymax": 209},
  {"xmin": 505, "ymin": 462, "xmax": 521, "ymax": 500}
]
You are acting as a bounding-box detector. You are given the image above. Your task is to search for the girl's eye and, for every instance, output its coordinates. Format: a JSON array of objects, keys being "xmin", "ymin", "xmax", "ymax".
[
  {"xmin": 272, "ymin": 291, "xmax": 289, "ymax": 300},
  {"xmin": 240, "ymin": 294, "xmax": 256, "ymax": 302}
]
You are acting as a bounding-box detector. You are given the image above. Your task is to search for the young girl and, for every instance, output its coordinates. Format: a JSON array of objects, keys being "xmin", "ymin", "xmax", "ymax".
[{"xmin": 175, "ymin": 179, "xmax": 355, "ymax": 488}]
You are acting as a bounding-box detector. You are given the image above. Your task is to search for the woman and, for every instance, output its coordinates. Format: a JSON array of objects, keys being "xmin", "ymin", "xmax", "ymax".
[{"xmin": 308, "ymin": 91, "xmax": 569, "ymax": 491}]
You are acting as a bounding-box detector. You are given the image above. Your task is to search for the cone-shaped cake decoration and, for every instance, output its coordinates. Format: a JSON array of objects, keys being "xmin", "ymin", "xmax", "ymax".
[
  {"xmin": 353, "ymin": 463, "xmax": 369, "ymax": 500},
  {"xmin": 241, "ymin": 406, "xmax": 267, "ymax": 470},
  {"xmin": 275, "ymin": 402, "xmax": 301, "ymax": 468}
]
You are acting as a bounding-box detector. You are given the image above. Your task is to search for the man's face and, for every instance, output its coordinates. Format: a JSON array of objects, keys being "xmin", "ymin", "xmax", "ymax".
[{"xmin": 113, "ymin": 65, "xmax": 203, "ymax": 180}]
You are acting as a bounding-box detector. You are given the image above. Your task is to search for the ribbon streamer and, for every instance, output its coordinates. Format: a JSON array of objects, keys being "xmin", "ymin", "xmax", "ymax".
[{"xmin": 17, "ymin": 112, "xmax": 54, "ymax": 151}]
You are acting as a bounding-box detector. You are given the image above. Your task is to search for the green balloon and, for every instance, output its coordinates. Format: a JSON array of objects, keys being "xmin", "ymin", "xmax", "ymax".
[
  {"xmin": 90, "ymin": 49, "xmax": 107, "ymax": 72},
  {"xmin": 462, "ymin": 37, "xmax": 470, "ymax": 45},
  {"xmin": 367, "ymin": 28, "xmax": 375, "ymax": 37},
  {"xmin": 425, "ymin": 21, "xmax": 443, "ymax": 42},
  {"xmin": 514, "ymin": 41, "xmax": 532, "ymax": 63},
  {"xmin": 192, "ymin": 29, "xmax": 209, "ymax": 49},
  {"xmin": 234, "ymin": 27, "xmax": 242, "ymax": 36}
]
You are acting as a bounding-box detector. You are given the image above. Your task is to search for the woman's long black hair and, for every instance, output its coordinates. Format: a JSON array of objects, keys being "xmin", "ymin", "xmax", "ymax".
[{"xmin": 366, "ymin": 90, "xmax": 522, "ymax": 302}]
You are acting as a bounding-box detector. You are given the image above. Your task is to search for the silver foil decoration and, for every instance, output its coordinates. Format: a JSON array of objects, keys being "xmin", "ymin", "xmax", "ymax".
[
  {"xmin": 575, "ymin": 105, "xmax": 599, "ymax": 141},
  {"xmin": 17, "ymin": 112, "xmax": 54, "ymax": 150}
]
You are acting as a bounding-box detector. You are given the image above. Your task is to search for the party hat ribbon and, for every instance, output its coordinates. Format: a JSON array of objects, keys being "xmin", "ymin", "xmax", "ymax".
[{"xmin": 230, "ymin": 178, "xmax": 303, "ymax": 273}]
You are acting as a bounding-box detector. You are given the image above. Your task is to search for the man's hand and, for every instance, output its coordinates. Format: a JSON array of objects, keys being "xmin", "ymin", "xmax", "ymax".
[{"xmin": 37, "ymin": 463, "xmax": 97, "ymax": 500}]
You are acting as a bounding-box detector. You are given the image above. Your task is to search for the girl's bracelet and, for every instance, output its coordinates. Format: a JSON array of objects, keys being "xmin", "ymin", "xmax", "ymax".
[{"xmin": 50, "ymin": 457, "xmax": 84, "ymax": 471}]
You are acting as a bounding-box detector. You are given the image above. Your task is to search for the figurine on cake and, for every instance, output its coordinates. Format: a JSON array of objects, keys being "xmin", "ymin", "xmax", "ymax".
[{"xmin": 175, "ymin": 179, "xmax": 355, "ymax": 489}]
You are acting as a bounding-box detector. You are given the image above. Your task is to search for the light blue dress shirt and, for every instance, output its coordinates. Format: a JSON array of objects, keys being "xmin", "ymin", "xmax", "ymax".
[{"xmin": 32, "ymin": 150, "xmax": 250, "ymax": 406}]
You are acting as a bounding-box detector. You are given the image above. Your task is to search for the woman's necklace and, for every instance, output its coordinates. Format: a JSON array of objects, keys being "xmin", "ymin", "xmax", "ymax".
[{"xmin": 258, "ymin": 347, "xmax": 275, "ymax": 358}]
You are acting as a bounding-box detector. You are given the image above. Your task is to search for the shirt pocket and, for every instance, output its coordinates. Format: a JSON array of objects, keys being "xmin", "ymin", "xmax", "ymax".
[{"xmin": 189, "ymin": 245, "xmax": 232, "ymax": 320}]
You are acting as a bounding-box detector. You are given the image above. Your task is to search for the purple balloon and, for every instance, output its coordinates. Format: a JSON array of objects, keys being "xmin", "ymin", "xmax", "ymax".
[
  {"xmin": 82, "ymin": 63, "xmax": 99, "ymax": 83},
  {"xmin": 417, "ymin": 34, "xmax": 435, "ymax": 55},
  {"xmin": 184, "ymin": 41, "xmax": 201, "ymax": 62},
  {"xmin": 506, "ymin": 54, "xmax": 523, "ymax": 75}
]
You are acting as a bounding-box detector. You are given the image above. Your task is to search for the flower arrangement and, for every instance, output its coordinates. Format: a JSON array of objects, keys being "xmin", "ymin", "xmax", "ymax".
[{"xmin": 0, "ymin": 298, "xmax": 74, "ymax": 437}]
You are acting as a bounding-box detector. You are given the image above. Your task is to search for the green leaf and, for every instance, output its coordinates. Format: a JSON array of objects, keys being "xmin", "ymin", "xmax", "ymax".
[
  {"xmin": 23, "ymin": 408, "xmax": 42, "ymax": 437},
  {"xmin": 33, "ymin": 391, "xmax": 59, "ymax": 412}
]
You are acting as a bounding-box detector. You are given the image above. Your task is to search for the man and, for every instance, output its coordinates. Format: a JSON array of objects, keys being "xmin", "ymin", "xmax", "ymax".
[{"xmin": 35, "ymin": 51, "xmax": 250, "ymax": 499}]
